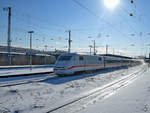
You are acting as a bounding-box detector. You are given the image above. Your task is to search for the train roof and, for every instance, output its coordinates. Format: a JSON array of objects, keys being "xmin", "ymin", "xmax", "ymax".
[
  {"xmin": 99, "ymin": 54, "xmax": 132, "ymax": 59},
  {"xmin": 60, "ymin": 53, "xmax": 77, "ymax": 56},
  {"xmin": 60, "ymin": 53, "xmax": 133, "ymax": 60},
  {"xmin": 60, "ymin": 53, "xmax": 102, "ymax": 57}
]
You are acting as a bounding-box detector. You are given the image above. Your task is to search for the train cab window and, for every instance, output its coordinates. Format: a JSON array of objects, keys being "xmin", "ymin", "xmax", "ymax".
[
  {"xmin": 79, "ymin": 56, "xmax": 84, "ymax": 60},
  {"xmin": 58, "ymin": 56, "xmax": 72, "ymax": 61}
]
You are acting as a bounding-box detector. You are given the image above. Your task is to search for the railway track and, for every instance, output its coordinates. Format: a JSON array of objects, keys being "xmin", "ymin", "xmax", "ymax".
[
  {"xmin": 0, "ymin": 65, "xmax": 146, "ymax": 88},
  {"xmin": 46, "ymin": 66, "xmax": 147, "ymax": 113},
  {"xmin": 0, "ymin": 72, "xmax": 56, "ymax": 87},
  {"xmin": 0, "ymin": 71, "xmax": 53, "ymax": 78},
  {"xmin": 0, "ymin": 66, "xmax": 131, "ymax": 87},
  {"xmin": 0, "ymin": 68, "xmax": 121, "ymax": 87}
]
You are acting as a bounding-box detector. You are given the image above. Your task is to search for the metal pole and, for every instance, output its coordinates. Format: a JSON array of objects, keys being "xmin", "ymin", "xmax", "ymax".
[
  {"xmin": 30, "ymin": 33, "xmax": 32, "ymax": 70},
  {"xmin": 106, "ymin": 44, "xmax": 108, "ymax": 54},
  {"xmin": 113, "ymin": 48, "xmax": 115, "ymax": 55},
  {"xmin": 3, "ymin": 7, "xmax": 11, "ymax": 65},
  {"xmin": 89, "ymin": 45, "xmax": 92, "ymax": 55},
  {"xmin": 90, "ymin": 46, "xmax": 92, "ymax": 55},
  {"xmin": 44, "ymin": 45, "xmax": 48, "ymax": 64},
  {"xmin": 149, "ymin": 47, "xmax": 150, "ymax": 59},
  {"xmin": 90, "ymin": 47, "xmax": 91, "ymax": 54},
  {"xmin": 68, "ymin": 30, "xmax": 71, "ymax": 53},
  {"xmin": 8, "ymin": 7, "xmax": 11, "ymax": 65},
  {"xmin": 93, "ymin": 40, "xmax": 96, "ymax": 55},
  {"xmin": 28, "ymin": 31, "xmax": 34, "ymax": 70}
]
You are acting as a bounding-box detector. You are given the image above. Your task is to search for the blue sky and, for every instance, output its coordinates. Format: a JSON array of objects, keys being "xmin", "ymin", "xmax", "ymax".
[{"xmin": 0, "ymin": 0, "xmax": 150, "ymax": 57}]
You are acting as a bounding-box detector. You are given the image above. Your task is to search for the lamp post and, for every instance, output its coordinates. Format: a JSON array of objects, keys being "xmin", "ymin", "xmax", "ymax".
[
  {"xmin": 3, "ymin": 7, "xmax": 11, "ymax": 65},
  {"xmin": 28, "ymin": 31, "xmax": 34, "ymax": 70}
]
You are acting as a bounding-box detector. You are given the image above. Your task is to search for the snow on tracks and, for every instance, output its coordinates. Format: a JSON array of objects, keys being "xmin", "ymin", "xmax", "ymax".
[{"xmin": 46, "ymin": 65, "xmax": 147, "ymax": 113}]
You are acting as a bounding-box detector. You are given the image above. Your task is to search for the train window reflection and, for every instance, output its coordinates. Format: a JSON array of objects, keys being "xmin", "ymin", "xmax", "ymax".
[
  {"xmin": 79, "ymin": 56, "xmax": 84, "ymax": 60},
  {"xmin": 58, "ymin": 56, "xmax": 72, "ymax": 61},
  {"xmin": 98, "ymin": 57, "xmax": 102, "ymax": 61}
]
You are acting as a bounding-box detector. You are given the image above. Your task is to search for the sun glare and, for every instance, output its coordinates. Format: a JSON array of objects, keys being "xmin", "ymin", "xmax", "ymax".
[{"xmin": 104, "ymin": 0, "xmax": 120, "ymax": 9}]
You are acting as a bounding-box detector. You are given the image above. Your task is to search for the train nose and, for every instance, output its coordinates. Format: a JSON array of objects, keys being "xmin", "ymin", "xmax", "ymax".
[{"xmin": 53, "ymin": 66, "xmax": 68, "ymax": 75}]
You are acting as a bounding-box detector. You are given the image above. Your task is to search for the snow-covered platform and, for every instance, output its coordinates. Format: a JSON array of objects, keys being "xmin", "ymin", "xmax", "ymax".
[
  {"xmin": 0, "ymin": 65, "xmax": 54, "ymax": 77},
  {"xmin": 0, "ymin": 64, "xmax": 54, "ymax": 69}
]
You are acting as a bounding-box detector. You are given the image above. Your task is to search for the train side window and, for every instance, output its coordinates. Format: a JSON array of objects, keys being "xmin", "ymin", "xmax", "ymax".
[
  {"xmin": 79, "ymin": 56, "xmax": 84, "ymax": 60},
  {"xmin": 98, "ymin": 57, "xmax": 102, "ymax": 61}
]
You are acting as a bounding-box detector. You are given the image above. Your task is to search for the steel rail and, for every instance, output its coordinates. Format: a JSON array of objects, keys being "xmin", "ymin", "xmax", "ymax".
[
  {"xmin": 46, "ymin": 67, "xmax": 146, "ymax": 113},
  {"xmin": 0, "ymin": 72, "xmax": 56, "ymax": 87},
  {"xmin": 0, "ymin": 71, "xmax": 53, "ymax": 78}
]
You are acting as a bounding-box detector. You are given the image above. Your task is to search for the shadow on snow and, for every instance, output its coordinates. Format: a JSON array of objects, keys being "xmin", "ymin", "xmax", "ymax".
[{"xmin": 41, "ymin": 66, "xmax": 128, "ymax": 85}]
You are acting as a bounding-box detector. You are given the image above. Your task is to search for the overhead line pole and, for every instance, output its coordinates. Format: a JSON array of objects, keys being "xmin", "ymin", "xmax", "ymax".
[
  {"xmin": 28, "ymin": 31, "xmax": 34, "ymax": 70},
  {"xmin": 93, "ymin": 40, "xmax": 96, "ymax": 55},
  {"xmin": 67, "ymin": 30, "xmax": 72, "ymax": 53},
  {"xmin": 89, "ymin": 45, "xmax": 92, "ymax": 55},
  {"xmin": 3, "ymin": 7, "xmax": 11, "ymax": 65},
  {"xmin": 106, "ymin": 44, "xmax": 108, "ymax": 54}
]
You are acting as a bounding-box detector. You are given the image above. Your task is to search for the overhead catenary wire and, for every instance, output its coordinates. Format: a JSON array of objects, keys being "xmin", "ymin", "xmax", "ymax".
[
  {"xmin": 118, "ymin": 5, "xmax": 139, "ymax": 36},
  {"xmin": 71, "ymin": 0, "xmax": 145, "ymax": 55},
  {"xmin": 1, "ymin": 0, "xmax": 147, "ymax": 54},
  {"xmin": 12, "ymin": 0, "xmax": 142, "ymax": 41},
  {"xmin": 119, "ymin": 0, "xmax": 141, "ymax": 35},
  {"xmin": 12, "ymin": 9, "xmax": 67, "ymax": 30},
  {"xmin": 72, "ymin": 0, "xmax": 131, "ymax": 39}
]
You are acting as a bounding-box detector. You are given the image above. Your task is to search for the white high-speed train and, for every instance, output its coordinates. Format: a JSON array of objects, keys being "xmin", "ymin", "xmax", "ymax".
[{"xmin": 54, "ymin": 53, "xmax": 141, "ymax": 75}]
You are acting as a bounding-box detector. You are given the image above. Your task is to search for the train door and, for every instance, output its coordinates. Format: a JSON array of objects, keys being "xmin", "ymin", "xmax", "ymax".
[
  {"xmin": 103, "ymin": 56, "xmax": 106, "ymax": 69},
  {"xmin": 79, "ymin": 55, "xmax": 85, "ymax": 71}
]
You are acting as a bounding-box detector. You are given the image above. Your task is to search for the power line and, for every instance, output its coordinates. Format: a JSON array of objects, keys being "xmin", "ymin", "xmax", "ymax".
[
  {"xmin": 12, "ymin": 15, "xmax": 65, "ymax": 32},
  {"xmin": 72, "ymin": 0, "xmax": 131, "ymax": 39},
  {"xmin": 117, "ymin": 0, "xmax": 146, "ymax": 37},
  {"xmin": 72, "ymin": 0, "xmax": 99, "ymax": 18},
  {"xmin": 12, "ymin": 8, "xmax": 67, "ymax": 29},
  {"xmin": 118, "ymin": 7, "xmax": 139, "ymax": 36}
]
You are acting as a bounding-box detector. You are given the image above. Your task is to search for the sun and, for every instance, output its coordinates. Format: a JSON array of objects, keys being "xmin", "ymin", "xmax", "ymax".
[{"xmin": 104, "ymin": 0, "xmax": 120, "ymax": 9}]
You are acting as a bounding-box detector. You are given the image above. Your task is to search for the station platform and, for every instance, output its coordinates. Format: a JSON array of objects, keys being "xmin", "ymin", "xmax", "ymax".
[
  {"xmin": 0, "ymin": 65, "xmax": 54, "ymax": 77},
  {"xmin": 0, "ymin": 64, "xmax": 54, "ymax": 69}
]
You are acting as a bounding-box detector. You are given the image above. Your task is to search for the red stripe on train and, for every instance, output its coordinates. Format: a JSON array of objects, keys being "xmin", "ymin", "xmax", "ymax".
[
  {"xmin": 67, "ymin": 64, "xmax": 102, "ymax": 70},
  {"xmin": 54, "ymin": 64, "xmax": 101, "ymax": 70},
  {"xmin": 55, "ymin": 63, "xmax": 123, "ymax": 71}
]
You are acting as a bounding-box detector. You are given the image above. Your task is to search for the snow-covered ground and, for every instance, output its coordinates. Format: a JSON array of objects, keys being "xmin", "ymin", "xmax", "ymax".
[
  {"xmin": 0, "ymin": 65, "xmax": 53, "ymax": 77},
  {"xmin": 78, "ymin": 66, "xmax": 150, "ymax": 113},
  {"xmin": 0, "ymin": 64, "xmax": 147, "ymax": 113}
]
